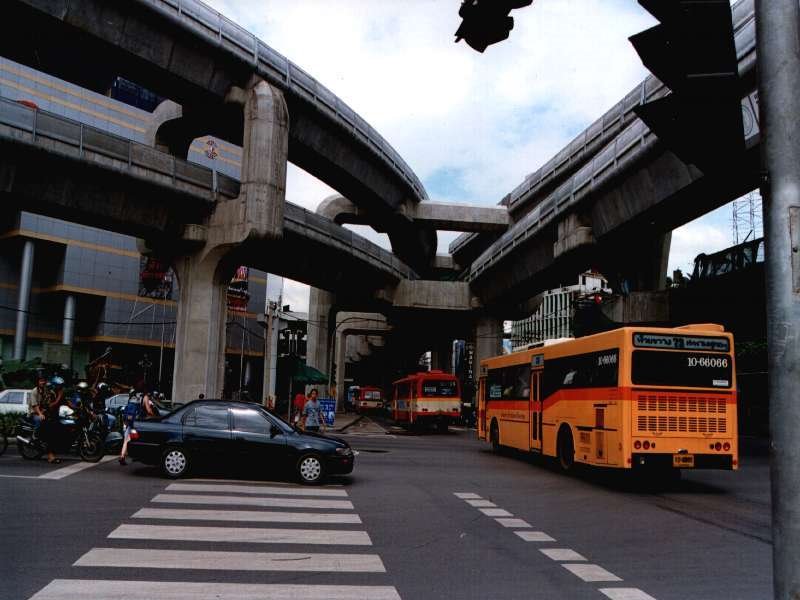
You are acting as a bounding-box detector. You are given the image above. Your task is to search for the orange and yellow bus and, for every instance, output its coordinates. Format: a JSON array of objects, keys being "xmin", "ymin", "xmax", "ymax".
[
  {"xmin": 478, "ymin": 324, "xmax": 738, "ymax": 472},
  {"xmin": 392, "ymin": 371, "xmax": 461, "ymax": 432}
]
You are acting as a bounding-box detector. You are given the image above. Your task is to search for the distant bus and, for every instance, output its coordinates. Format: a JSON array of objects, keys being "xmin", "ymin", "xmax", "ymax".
[
  {"xmin": 478, "ymin": 325, "xmax": 738, "ymax": 473},
  {"xmin": 354, "ymin": 386, "xmax": 384, "ymax": 413},
  {"xmin": 392, "ymin": 371, "xmax": 461, "ymax": 432}
]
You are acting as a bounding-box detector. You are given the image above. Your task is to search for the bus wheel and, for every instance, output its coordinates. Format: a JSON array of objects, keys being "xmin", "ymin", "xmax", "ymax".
[
  {"xmin": 490, "ymin": 421, "xmax": 500, "ymax": 453},
  {"xmin": 557, "ymin": 427, "xmax": 575, "ymax": 471}
]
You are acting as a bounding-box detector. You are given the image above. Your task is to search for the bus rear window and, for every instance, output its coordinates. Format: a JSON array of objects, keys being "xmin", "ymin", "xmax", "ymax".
[
  {"xmin": 632, "ymin": 351, "xmax": 732, "ymax": 388},
  {"xmin": 422, "ymin": 380, "xmax": 458, "ymax": 397}
]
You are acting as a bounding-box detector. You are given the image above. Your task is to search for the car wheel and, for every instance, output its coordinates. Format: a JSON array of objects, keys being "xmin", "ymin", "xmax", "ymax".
[
  {"xmin": 297, "ymin": 453, "xmax": 325, "ymax": 485},
  {"xmin": 161, "ymin": 447, "xmax": 190, "ymax": 478}
]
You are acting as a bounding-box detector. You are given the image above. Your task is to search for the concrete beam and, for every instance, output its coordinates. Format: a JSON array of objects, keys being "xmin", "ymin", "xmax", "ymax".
[
  {"xmin": 389, "ymin": 281, "xmax": 480, "ymax": 311},
  {"xmin": 410, "ymin": 202, "xmax": 509, "ymax": 233}
]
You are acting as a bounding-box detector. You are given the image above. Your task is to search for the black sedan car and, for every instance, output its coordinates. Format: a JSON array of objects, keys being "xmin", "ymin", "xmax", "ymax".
[{"xmin": 127, "ymin": 400, "xmax": 354, "ymax": 484}]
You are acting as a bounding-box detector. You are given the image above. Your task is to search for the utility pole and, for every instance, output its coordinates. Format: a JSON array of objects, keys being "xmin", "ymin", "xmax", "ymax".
[
  {"xmin": 261, "ymin": 300, "xmax": 277, "ymax": 409},
  {"xmin": 755, "ymin": 1, "xmax": 800, "ymax": 598}
]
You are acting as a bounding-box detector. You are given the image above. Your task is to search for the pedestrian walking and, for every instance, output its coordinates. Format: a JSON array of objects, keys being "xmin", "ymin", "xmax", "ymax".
[
  {"xmin": 302, "ymin": 389, "xmax": 325, "ymax": 433},
  {"xmin": 292, "ymin": 391, "xmax": 306, "ymax": 426},
  {"xmin": 119, "ymin": 392, "xmax": 156, "ymax": 466}
]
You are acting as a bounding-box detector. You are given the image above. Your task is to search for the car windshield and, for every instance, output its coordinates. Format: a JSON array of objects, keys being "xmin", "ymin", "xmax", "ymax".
[{"xmin": 256, "ymin": 406, "xmax": 295, "ymax": 433}]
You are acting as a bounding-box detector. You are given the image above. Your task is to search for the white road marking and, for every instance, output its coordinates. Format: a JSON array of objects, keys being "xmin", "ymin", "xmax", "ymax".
[
  {"xmin": 74, "ymin": 548, "xmax": 386, "ymax": 572},
  {"xmin": 598, "ymin": 588, "xmax": 658, "ymax": 600},
  {"xmin": 28, "ymin": 580, "xmax": 402, "ymax": 600},
  {"xmin": 167, "ymin": 482, "xmax": 348, "ymax": 497},
  {"xmin": 479, "ymin": 508, "xmax": 513, "ymax": 517},
  {"xmin": 0, "ymin": 474, "xmax": 40, "ymax": 479},
  {"xmin": 539, "ymin": 548, "xmax": 587, "ymax": 561},
  {"xmin": 188, "ymin": 478, "xmax": 341, "ymax": 487},
  {"xmin": 465, "ymin": 499, "xmax": 496, "ymax": 508},
  {"xmin": 132, "ymin": 508, "xmax": 362, "ymax": 524},
  {"xmin": 453, "ymin": 492, "xmax": 482, "ymax": 499},
  {"xmin": 561, "ymin": 563, "xmax": 622, "ymax": 582},
  {"xmin": 38, "ymin": 456, "xmax": 115, "ymax": 480},
  {"xmin": 514, "ymin": 531, "xmax": 556, "ymax": 542},
  {"xmin": 495, "ymin": 518, "xmax": 531, "ymax": 528},
  {"xmin": 109, "ymin": 524, "xmax": 372, "ymax": 546},
  {"xmin": 152, "ymin": 493, "xmax": 354, "ymax": 510}
]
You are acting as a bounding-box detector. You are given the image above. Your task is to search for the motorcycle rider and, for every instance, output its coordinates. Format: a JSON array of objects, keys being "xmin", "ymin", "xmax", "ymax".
[{"xmin": 29, "ymin": 375, "xmax": 48, "ymax": 428}]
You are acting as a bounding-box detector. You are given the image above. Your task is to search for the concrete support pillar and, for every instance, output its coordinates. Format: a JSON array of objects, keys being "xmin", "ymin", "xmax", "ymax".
[
  {"xmin": 172, "ymin": 251, "xmax": 230, "ymax": 401},
  {"xmin": 474, "ymin": 316, "xmax": 503, "ymax": 373},
  {"xmin": 307, "ymin": 288, "xmax": 334, "ymax": 375},
  {"xmin": 61, "ymin": 294, "xmax": 76, "ymax": 346},
  {"xmin": 171, "ymin": 79, "xmax": 288, "ymax": 401},
  {"xmin": 430, "ymin": 341, "xmax": 453, "ymax": 373},
  {"xmin": 13, "ymin": 239, "xmax": 34, "ymax": 360}
]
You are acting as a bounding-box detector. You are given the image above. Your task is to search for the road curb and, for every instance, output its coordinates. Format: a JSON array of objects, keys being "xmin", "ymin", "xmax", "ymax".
[{"xmin": 336, "ymin": 414, "xmax": 365, "ymax": 433}]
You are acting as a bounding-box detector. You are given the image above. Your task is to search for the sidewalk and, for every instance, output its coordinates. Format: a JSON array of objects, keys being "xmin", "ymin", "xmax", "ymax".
[{"xmin": 332, "ymin": 412, "xmax": 365, "ymax": 432}]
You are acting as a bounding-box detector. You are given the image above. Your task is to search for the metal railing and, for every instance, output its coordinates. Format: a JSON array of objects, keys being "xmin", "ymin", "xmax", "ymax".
[
  {"xmin": 139, "ymin": 0, "xmax": 427, "ymax": 203},
  {"xmin": 0, "ymin": 96, "xmax": 416, "ymax": 282}
]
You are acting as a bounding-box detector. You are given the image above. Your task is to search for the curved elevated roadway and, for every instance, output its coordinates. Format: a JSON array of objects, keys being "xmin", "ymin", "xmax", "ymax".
[
  {"xmin": 0, "ymin": 97, "xmax": 416, "ymax": 299},
  {"xmin": 458, "ymin": 0, "xmax": 760, "ymax": 308},
  {"xmin": 1, "ymin": 0, "xmax": 436, "ymax": 268}
]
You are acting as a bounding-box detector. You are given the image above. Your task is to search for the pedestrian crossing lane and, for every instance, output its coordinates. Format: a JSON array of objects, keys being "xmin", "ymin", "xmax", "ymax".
[{"xmin": 27, "ymin": 479, "xmax": 402, "ymax": 600}]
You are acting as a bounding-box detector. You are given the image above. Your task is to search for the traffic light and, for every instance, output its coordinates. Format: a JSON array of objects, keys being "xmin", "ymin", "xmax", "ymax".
[
  {"xmin": 454, "ymin": 0, "xmax": 533, "ymax": 53},
  {"xmin": 629, "ymin": 0, "xmax": 744, "ymax": 173}
]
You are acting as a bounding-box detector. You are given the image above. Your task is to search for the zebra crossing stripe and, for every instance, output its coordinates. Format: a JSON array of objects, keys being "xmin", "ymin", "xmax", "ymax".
[
  {"xmin": 132, "ymin": 507, "xmax": 363, "ymax": 524},
  {"xmin": 151, "ymin": 493, "xmax": 354, "ymax": 510},
  {"xmin": 28, "ymin": 580, "xmax": 402, "ymax": 599},
  {"xmin": 74, "ymin": 548, "xmax": 387, "ymax": 572},
  {"xmin": 167, "ymin": 482, "xmax": 348, "ymax": 497},
  {"xmin": 108, "ymin": 524, "xmax": 372, "ymax": 546}
]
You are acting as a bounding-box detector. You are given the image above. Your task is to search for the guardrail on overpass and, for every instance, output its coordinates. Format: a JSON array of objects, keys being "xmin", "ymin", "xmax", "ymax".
[{"xmin": 0, "ymin": 96, "xmax": 417, "ymax": 283}]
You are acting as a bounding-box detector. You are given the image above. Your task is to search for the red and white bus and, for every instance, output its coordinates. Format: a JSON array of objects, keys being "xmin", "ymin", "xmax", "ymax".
[
  {"xmin": 391, "ymin": 371, "xmax": 461, "ymax": 432},
  {"xmin": 354, "ymin": 386, "xmax": 384, "ymax": 413}
]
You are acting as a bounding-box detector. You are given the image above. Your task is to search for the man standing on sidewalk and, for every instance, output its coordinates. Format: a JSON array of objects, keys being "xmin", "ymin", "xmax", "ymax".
[{"xmin": 302, "ymin": 389, "xmax": 325, "ymax": 433}]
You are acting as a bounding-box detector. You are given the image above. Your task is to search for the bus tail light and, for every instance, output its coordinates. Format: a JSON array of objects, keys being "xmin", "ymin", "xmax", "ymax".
[
  {"xmin": 723, "ymin": 442, "xmax": 731, "ymax": 451},
  {"xmin": 643, "ymin": 441, "xmax": 651, "ymax": 450},
  {"xmin": 634, "ymin": 440, "xmax": 641, "ymax": 450},
  {"xmin": 714, "ymin": 442, "xmax": 722, "ymax": 451}
]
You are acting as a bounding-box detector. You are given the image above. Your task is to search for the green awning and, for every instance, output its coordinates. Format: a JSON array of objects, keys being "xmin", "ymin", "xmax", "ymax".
[{"xmin": 292, "ymin": 362, "xmax": 328, "ymax": 385}]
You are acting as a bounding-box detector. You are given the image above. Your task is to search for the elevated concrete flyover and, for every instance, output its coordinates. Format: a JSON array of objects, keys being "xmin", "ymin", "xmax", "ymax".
[
  {"xmin": 462, "ymin": 0, "xmax": 760, "ymax": 311},
  {"xmin": 451, "ymin": 0, "xmax": 757, "ymax": 271},
  {"xmin": 0, "ymin": 96, "xmax": 416, "ymax": 296},
  {"xmin": 1, "ymin": 0, "xmax": 437, "ymax": 268}
]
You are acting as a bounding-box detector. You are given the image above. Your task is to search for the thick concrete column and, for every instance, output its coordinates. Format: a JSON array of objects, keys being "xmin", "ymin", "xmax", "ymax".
[
  {"xmin": 430, "ymin": 340, "xmax": 453, "ymax": 372},
  {"xmin": 172, "ymin": 251, "xmax": 231, "ymax": 401},
  {"xmin": 13, "ymin": 239, "xmax": 34, "ymax": 360},
  {"xmin": 61, "ymin": 294, "xmax": 76, "ymax": 346},
  {"xmin": 171, "ymin": 78, "xmax": 289, "ymax": 401},
  {"xmin": 306, "ymin": 288, "xmax": 334, "ymax": 375},
  {"xmin": 474, "ymin": 316, "xmax": 503, "ymax": 372}
]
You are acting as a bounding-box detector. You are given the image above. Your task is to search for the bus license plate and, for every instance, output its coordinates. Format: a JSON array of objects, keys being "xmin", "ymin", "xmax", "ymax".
[{"xmin": 673, "ymin": 454, "xmax": 695, "ymax": 468}]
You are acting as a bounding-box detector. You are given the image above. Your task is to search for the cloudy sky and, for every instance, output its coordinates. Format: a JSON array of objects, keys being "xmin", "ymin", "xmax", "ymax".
[{"xmin": 204, "ymin": 0, "xmax": 747, "ymax": 313}]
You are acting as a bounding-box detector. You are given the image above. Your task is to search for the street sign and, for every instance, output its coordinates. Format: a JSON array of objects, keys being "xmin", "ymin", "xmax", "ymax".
[{"xmin": 319, "ymin": 397, "xmax": 336, "ymax": 427}]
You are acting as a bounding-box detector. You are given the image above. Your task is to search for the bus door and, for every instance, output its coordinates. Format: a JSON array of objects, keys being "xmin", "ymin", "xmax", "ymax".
[
  {"xmin": 478, "ymin": 376, "xmax": 486, "ymax": 440},
  {"xmin": 530, "ymin": 355, "xmax": 544, "ymax": 451}
]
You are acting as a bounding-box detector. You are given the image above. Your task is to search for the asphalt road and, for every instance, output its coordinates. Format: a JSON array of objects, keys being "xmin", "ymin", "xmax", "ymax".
[{"xmin": 0, "ymin": 420, "xmax": 772, "ymax": 600}]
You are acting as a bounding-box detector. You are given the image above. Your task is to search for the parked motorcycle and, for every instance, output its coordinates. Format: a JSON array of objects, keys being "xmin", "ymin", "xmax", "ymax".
[{"xmin": 16, "ymin": 404, "xmax": 106, "ymax": 462}]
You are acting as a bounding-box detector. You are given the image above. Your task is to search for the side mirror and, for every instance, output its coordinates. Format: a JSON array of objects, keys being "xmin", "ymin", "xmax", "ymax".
[{"xmin": 270, "ymin": 425, "xmax": 281, "ymax": 438}]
